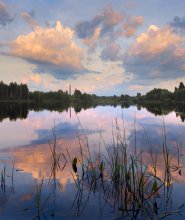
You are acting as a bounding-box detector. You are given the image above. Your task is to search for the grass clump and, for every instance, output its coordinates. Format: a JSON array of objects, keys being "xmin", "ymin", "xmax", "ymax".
[{"xmin": 66, "ymin": 118, "xmax": 185, "ymax": 219}]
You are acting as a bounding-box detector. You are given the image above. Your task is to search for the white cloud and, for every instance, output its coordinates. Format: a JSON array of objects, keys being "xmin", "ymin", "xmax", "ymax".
[
  {"xmin": 128, "ymin": 25, "xmax": 183, "ymax": 58},
  {"xmin": 70, "ymin": 62, "xmax": 125, "ymax": 94},
  {"xmin": 11, "ymin": 21, "xmax": 82, "ymax": 67},
  {"xmin": 124, "ymin": 25, "xmax": 185, "ymax": 82},
  {"xmin": 8, "ymin": 21, "xmax": 85, "ymax": 79}
]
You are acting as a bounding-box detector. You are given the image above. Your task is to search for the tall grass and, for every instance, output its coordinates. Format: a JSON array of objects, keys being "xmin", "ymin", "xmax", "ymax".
[
  {"xmin": 66, "ymin": 118, "xmax": 184, "ymax": 219},
  {"xmin": 19, "ymin": 118, "xmax": 184, "ymax": 219},
  {"xmin": 1, "ymin": 164, "xmax": 6, "ymax": 194},
  {"xmin": 48, "ymin": 123, "xmax": 67, "ymax": 184}
]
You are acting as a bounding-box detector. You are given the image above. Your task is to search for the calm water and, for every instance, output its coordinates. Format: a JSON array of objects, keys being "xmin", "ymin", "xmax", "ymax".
[{"xmin": 0, "ymin": 105, "xmax": 185, "ymax": 219}]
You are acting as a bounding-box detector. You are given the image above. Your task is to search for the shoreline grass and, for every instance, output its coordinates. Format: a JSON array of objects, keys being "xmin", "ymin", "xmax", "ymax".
[{"xmin": 65, "ymin": 118, "xmax": 185, "ymax": 219}]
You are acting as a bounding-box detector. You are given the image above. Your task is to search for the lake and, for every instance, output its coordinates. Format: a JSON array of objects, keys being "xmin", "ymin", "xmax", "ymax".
[{"xmin": 0, "ymin": 104, "xmax": 185, "ymax": 219}]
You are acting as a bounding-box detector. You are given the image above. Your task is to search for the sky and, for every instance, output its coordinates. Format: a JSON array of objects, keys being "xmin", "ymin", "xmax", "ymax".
[{"xmin": 0, "ymin": 0, "xmax": 185, "ymax": 95}]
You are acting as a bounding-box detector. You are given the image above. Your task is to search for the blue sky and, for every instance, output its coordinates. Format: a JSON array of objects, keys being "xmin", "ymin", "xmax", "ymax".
[{"xmin": 0, "ymin": 0, "xmax": 185, "ymax": 95}]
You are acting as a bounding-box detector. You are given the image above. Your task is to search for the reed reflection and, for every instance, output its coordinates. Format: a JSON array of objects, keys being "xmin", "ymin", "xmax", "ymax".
[{"xmin": 0, "ymin": 105, "xmax": 184, "ymax": 219}]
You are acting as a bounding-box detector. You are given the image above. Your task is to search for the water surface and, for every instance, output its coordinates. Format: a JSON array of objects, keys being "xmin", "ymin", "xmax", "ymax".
[{"xmin": 0, "ymin": 105, "xmax": 185, "ymax": 219}]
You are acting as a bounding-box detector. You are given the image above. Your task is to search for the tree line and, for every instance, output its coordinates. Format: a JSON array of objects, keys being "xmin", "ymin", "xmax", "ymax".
[
  {"xmin": 29, "ymin": 90, "xmax": 70, "ymax": 105},
  {"xmin": 0, "ymin": 81, "xmax": 185, "ymax": 104},
  {"xmin": 0, "ymin": 82, "xmax": 121, "ymax": 105},
  {"xmin": 0, "ymin": 81, "xmax": 185, "ymax": 122},
  {"xmin": 0, "ymin": 81, "xmax": 70, "ymax": 104},
  {"xmin": 135, "ymin": 82, "xmax": 185, "ymax": 103},
  {"xmin": 0, "ymin": 81, "xmax": 29, "ymax": 100}
]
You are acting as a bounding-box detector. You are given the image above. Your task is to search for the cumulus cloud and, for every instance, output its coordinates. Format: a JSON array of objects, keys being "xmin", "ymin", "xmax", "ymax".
[
  {"xmin": 124, "ymin": 25, "xmax": 185, "ymax": 83},
  {"xmin": 75, "ymin": 7, "xmax": 143, "ymax": 54},
  {"xmin": 0, "ymin": 1, "xmax": 13, "ymax": 27},
  {"xmin": 8, "ymin": 21, "xmax": 86, "ymax": 80}
]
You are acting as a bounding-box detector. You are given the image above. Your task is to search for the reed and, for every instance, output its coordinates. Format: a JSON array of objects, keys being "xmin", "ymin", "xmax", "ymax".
[
  {"xmin": 1, "ymin": 164, "xmax": 6, "ymax": 194},
  {"xmin": 48, "ymin": 123, "xmax": 67, "ymax": 184},
  {"xmin": 67, "ymin": 118, "xmax": 184, "ymax": 219}
]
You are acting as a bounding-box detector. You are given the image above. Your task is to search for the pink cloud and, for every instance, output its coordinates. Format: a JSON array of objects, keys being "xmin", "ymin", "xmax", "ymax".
[{"xmin": 129, "ymin": 84, "xmax": 144, "ymax": 91}]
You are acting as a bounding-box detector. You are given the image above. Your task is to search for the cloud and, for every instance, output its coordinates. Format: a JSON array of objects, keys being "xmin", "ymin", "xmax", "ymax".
[
  {"xmin": 67, "ymin": 62, "xmax": 125, "ymax": 95},
  {"xmin": 20, "ymin": 12, "xmax": 38, "ymax": 29},
  {"xmin": 83, "ymin": 27, "xmax": 101, "ymax": 51},
  {"xmin": 0, "ymin": 1, "xmax": 13, "ymax": 27},
  {"xmin": 129, "ymin": 84, "xmax": 144, "ymax": 91},
  {"xmin": 170, "ymin": 16, "xmax": 185, "ymax": 30},
  {"xmin": 75, "ymin": 15, "xmax": 102, "ymax": 39},
  {"xmin": 100, "ymin": 43, "xmax": 121, "ymax": 61},
  {"xmin": 75, "ymin": 7, "xmax": 144, "ymax": 58},
  {"xmin": 33, "ymin": 122, "xmax": 104, "ymax": 144},
  {"xmin": 123, "ymin": 25, "xmax": 185, "ymax": 83},
  {"xmin": 109, "ymin": 16, "xmax": 144, "ymax": 43},
  {"xmin": 75, "ymin": 7, "xmax": 123, "ymax": 39},
  {"xmin": 99, "ymin": 6, "xmax": 123, "ymax": 36},
  {"xmin": 75, "ymin": 7, "xmax": 123, "ymax": 51},
  {"xmin": 122, "ymin": 16, "xmax": 144, "ymax": 37},
  {"xmin": 22, "ymin": 74, "xmax": 41, "ymax": 85},
  {"xmin": 32, "ymin": 61, "xmax": 86, "ymax": 80},
  {"xmin": 8, "ymin": 21, "xmax": 86, "ymax": 80}
]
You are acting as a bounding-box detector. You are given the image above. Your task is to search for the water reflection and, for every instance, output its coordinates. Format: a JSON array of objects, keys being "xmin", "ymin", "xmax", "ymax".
[
  {"xmin": 0, "ymin": 102, "xmax": 28, "ymax": 122},
  {"xmin": 0, "ymin": 105, "xmax": 184, "ymax": 219},
  {"xmin": 139, "ymin": 102, "xmax": 185, "ymax": 122},
  {"xmin": 1, "ymin": 102, "xmax": 185, "ymax": 123},
  {"xmin": 1, "ymin": 140, "xmax": 87, "ymax": 189}
]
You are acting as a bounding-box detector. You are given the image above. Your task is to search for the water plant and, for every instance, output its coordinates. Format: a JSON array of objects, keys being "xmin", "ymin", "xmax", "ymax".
[
  {"xmin": 66, "ymin": 118, "xmax": 185, "ymax": 219},
  {"xmin": 1, "ymin": 164, "xmax": 6, "ymax": 194},
  {"xmin": 15, "ymin": 118, "xmax": 185, "ymax": 219},
  {"xmin": 48, "ymin": 123, "xmax": 67, "ymax": 184}
]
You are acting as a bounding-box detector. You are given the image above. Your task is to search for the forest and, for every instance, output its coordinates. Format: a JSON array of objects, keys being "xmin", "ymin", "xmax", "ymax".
[
  {"xmin": 135, "ymin": 82, "xmax": 185, "ymax": 103},
  {"xmin": 0, "ymin": 81, "xmax": 185, "ymax": 104}
]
